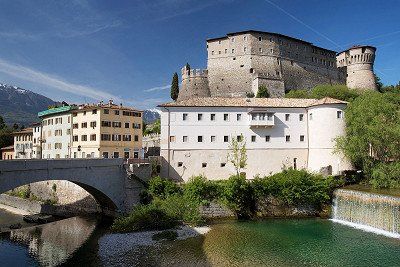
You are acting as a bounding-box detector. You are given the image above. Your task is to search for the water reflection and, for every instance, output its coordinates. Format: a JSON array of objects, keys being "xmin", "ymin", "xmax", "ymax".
[{"xmin": 2, "ymin": 217, "xmax": 96, "ymax": 266}]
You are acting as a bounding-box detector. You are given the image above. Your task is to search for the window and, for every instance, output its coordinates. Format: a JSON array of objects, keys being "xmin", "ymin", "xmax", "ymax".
[
  {"xmin": 224, "ymin": 114, "xmax": 229, "ymax": 121},
  {"xmin": 198, "ymin": 136, "xmax": 203, "ymax": 142},
  {"xmin": 55, "ymin": 129, "xmax": 62, "ymax": 136},
  {"xmin": 244, "ymin": 47, "xmax": 247, "ymax": 52},
  {"xmin": 224, "ymin": 136, "xmax": 229, "ymax": 142},
  {"xmin": 73, "ymin": 123, "xmax": 78, "ymax": 129},
  {"xmin": 102, "ymin": 121, "xmax": 111, "ymax": 127},
  {"xmin": 220, "ymin": 163, "xmax": 226, "ymax": 167},
  {"xmin": 232, "ymin": 49, "xmax": 235, "ymax": 53},
  {"xmin": 113, "ymin": 152, "xmax": 119, "ymax": 158},
  {"xmin": 123, "ymin": 134, "xmax": 131, "ymax": 141},
  {"xmin": 198, "ymin": 113, "xmax": 203, "ymax": 121},
  {"xmin": 133, "ymin": 123, "xmax": 141, "ymax": 129},
  {"xmin": 202, "ymin": 163, "xmax": 207, "ymax": 168},
  {"xmin": 267, "ymin": 113, "xmax": 273, "ymax": 121},
  {"xmin": 92, "ymin": 109, "xmax": 97, "ymax": 114},
  {"xmin": 309, "ymin": 113, "xmax": 313, "ymax": 120},
  {"xmin": 73, "ymin": 135, "xmax": 78, "ymax": 142},
  {"xmin": 101, "ymin": 134, "xmax": 111, "ymax": 141},
  {"xmin": 337, "ymin": 111, "xmax": 343, "ymax": 119},
  {"xmin": 170, "ymin": 136, "xmax": 176, "ymax": 142},
  {"xmin": 112, "ymin": 121, "xmax": 122, "ymax": 128},
  {"xmin": 125, "ymin": 122, "xmax": 130, "ymax": 128},
  {"xmin": 183, "ymin": 113, "xmax": 188, "ymax": 121},
  {"xmin": 251, "ymin": 135, "xmax": 256, "ymax": 142},
  {"xmin": 285, "ymin": 114, "xmax": 290, "ymax": 121},
  {"xmin": 300, "ymin": 135, "xmax": 305, "ymax": 142},
  {"xmin": 294, "ymin": 158, "xmax": 297, "ymax": 170},
  {"xmin": 178, "ymin": 162, "xmax": 183, "ymax": 167},
  {"xmin": 265, "ymin": 135, "xmax": 270, "ymax": 142},
  {"xmin": 81, "ymin": 135, "xmax": 87, "ymax": 141},
  {"xmin": 134, "ymin": 135, "xmax": 139, "ymax": 141},
  {"xmin": 211, "ymin": 136, "xmax": 216, "ymax": 142},
  {"xmin": 299, "ymin": 114, "xmax": 304, "ymax": 121},
  {"xmin": 211, "ymin": 51, "xmax": 214, "ymax": 55},
  {"xmin": 89, "ymin": 121, "xmax": 96, "ymax": 128},
  {"xmin": 210, "ymin": 113, "xmax": 216, "ymax": 121},
  {"xmin": 55, "ymin": 143, "xmax": 62, "ymax": 149},
  {"xmin": 112, "ymin": 134, "xmax": 122, "ymax": 141},
  {"xmin": 115, "ymin": 110, "xmax": 120, "ymax": 115},
  {"xmin": 237, "ymin": 114, "xmax": 242, "ymax": 121},
  {"xmin": 81, "ymin": 122, "xmax": 87, "ymax": 128},
  {"xmin": 83, "ymin": 111, "xmax": 86, "ymax": 116},
  {"xmin": 183, "ymin": 136, "xmax": 188, "ymax": 142},
  {"xmin": 104, "ymin": 109, "xmax": 109, "ymax": 114},
  {"xmin": 285, "ymin": 135, "xmax": 291, "ymax": 142},
  {"xmin": 258, "ymin": 36, "xmax": 262, "ymax": 41},
  {"xmin": 237, "ymin": 135, "xmax": 243, "ymax": 142},
  {"xmin": 90, "ymin": 134, "xmax": 96, "ymax": 141}
]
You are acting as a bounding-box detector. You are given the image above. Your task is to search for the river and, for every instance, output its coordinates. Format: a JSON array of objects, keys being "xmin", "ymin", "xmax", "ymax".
[{"xmin": 1, "ymin": 211, "xmax": 400, "ymax": 266}]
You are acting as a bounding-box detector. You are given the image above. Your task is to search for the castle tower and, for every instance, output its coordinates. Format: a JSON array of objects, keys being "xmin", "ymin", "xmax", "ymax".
[
  {"xmin": 177, "ymin": 65, "xmax": 211, "ymax": 101},
  {"xmin": 336, "ymin": 46, "xmax": 377, "ymax": 91}
]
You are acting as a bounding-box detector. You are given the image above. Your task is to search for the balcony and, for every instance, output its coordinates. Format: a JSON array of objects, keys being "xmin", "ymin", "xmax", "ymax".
[{"xmin": 248, "ymin": 111, "xmax": 275, "ymax": 128}]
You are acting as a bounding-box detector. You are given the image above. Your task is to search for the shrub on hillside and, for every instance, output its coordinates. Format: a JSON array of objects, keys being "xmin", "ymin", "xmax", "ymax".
[
  {"xmin": 285, "ymin": 84, "xmax": 359, "ymax": 102},
  {"xmin": 370, "ymin": 162, "xmax": 400, "ymax": 189},
  {"xmin": 252, "ymin": 169, "xmax": 340, "ymax": 208}
]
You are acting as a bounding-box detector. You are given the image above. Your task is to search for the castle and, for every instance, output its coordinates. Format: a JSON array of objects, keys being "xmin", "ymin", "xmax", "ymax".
[{"xmin": 178, "ymin": 30, "xmax": 377, "ymax": 100}]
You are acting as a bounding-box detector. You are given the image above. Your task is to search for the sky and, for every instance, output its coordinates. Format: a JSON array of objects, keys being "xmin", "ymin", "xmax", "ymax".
[{"xmin": 0, "ymin": 0, "xmax": 399, "ymax": 109}]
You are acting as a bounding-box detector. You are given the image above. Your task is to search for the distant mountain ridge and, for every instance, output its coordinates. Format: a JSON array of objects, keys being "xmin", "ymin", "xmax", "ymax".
[
  {"xmin": 0, "ymin": 83, "xmax": 56, "ymax": 125},
  {"xmin": 143, "ymin": 108, "xmax": 161, "ymax": 124}
]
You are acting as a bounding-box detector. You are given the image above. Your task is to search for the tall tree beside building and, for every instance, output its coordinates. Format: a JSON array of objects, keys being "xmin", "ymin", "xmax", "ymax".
[
  {"xmin": 171, "ymin": 72, "xmax": 179, "ymax": 101},
  {"xmin": 228, "ymin": 134, "xmax": 248, "ymax": 176}
]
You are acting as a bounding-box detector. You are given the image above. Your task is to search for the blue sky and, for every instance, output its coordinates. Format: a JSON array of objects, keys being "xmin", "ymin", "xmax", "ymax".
[{"xmin": 0, "ymin": 0, "xmax": 399, "ymax": 109}]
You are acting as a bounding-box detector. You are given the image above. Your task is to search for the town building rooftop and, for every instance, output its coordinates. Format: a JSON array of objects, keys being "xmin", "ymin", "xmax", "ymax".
[{"xmin": 158, "ymin": 97, "xmax": 347, "ymax": 108}]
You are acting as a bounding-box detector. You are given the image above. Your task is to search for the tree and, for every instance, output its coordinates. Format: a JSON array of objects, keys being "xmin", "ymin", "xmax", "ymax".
[
  {"xmin": 0, "ymin": 115, "xmax": 5, "ymax": 130},
  {"xmin": 336, "ymin": 91, "xmax": 400, "ymax": 174},
  {"xmin": 285, "ymin": 85, "xmax": 360, "ymax": 102},
  {"xmin": 285, "ymin": 89, "xmax": 311, "ymax": 99},
  {"xmin": 170, "ymin": 72, "xmax": 179, "ymax": 101},
  {"xmin": 227, "ymin": 134, "xmax": 247, "ymax": 176},
  {"xmin": 256, "ymin": 85, "xmax": 270, "ymax": 98},
  {"xmin": 375, "ymin": 74, "xmax": 383, "ymax": 92}
]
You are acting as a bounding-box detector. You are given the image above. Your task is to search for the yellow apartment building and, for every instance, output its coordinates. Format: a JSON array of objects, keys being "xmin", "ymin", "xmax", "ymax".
[{"xmin": 70, "ymin": 101, "xmax": 143, "ymax": 159}]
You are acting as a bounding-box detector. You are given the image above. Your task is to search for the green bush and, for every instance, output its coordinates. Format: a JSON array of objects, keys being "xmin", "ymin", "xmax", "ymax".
[
  {"xmin": 285, "ymin": 84, "xmax": 359, "ymax": 102},
  {"xmin": 221, "ymin": 175, "xmax": 254, "ymax": 218},
  {"xmin": 147, "ymin": 176, "xmax": 181, "ymax": 199},
  {"xmin": 370, "ymin": 162, "xmax": 400, "ymax": 189},
  {"xmin": 183, "ymin": 175, "xmax": 222, "ymax": 205},
  {"xmin": 253, "ymin": 169, "xmax": 338, "ymax": 208},
  {"xmin": 111, "ymin": 204, "xmax": 179, "ymax": 233}
]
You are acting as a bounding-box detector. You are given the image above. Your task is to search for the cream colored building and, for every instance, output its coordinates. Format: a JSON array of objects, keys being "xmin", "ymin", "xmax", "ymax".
[
  {"xmin": 1, "ymin": 145, "xmax": 14, "ymax": 160},
  {"xmin": 13, "ymin": 128, "xmax": 33, "ymax": 159},
  {"xmin": 70, "ymin": 101, "xmax": 143, "ymax": 159},
  {"xmin": 159, "ymin": 97, "xmax": 352, "ymax": 181}
]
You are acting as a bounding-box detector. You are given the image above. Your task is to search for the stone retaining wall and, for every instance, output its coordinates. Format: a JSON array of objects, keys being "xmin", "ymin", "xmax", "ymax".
[
  {"xmin": 255, "ymin": 196, "xmax": 319, "ymax": 217},
  {"xmin": 200, "ymin": 202, "xmax": 235, "ymax": 218}
]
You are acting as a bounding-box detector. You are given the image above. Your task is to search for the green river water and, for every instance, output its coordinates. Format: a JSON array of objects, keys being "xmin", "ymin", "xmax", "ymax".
[{"xmin": 1, "ymin": 213, "xmax": 399, "ymax": 266}]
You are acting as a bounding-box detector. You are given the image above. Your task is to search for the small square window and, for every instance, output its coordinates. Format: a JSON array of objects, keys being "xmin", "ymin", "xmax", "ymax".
[
  {"xmin": 299, "ymin": 114, "xmax": 304, "ymax": 121},
  {"xmin": 198, "ymin": 113, "xmax": 203, "ymax": 121},
  {"xmin": 237, "ymin": 135, "xmax": 243, "ymax": 142},
  {"xmin": 220, "ymin": 163, "xmax": 226, "ymax": 167},
  {"xmin": 178, "ymin": 162, "xmax": 183, "ymax": 167},
  {"xmin": 251, "ymin": 135, "xmax": 256, "ymax": 142},
  {"xmin": 202, "ymin": 163, "xmax": 207, "ymax": 168},
  {"xmin": 337, "ymin": 111, "xmax": 343, "ymax": 119},
  {"xmin": 211, "ymin": 113, "xmax": 216, "ymax": 121},
  {"xmin": 224, "ymin": 114, "xmax": 229, "ymax": 121},
  {"xmin": 237, "ymin": 114, "xmax": 242, "ymax": 121},
  {"xmin": 286, "ymin": 135, "xmax": 291, "ymax": 142},
  {"xmin": 310, "ymin": 113, "xmax": 313, "ymax": 120},
  {"xmin": 285, "ymin": 114, "xmax": 290, "ymax": 121},
  {"xmin": 198, "ymin": 136, "xmax": 203, "ymax": 142},
  {"xmin": 232, "ymin": 49, "xmax": 235, "ymax": 53},
  {"xmin": 224, "ymin": 136, "xmax": 229, "ymax": 142},
  {"xmin": 258, "ymin": 36, "xmax": 262, "ymax": 41},
  {"xmin": 300, "ymin": 135, "xmax": 305, "ymax": 142},
  {"xmin": 211, "ymin": 136, "xmax": 216, "ymax": 142},
  {"xmin": 183, "ymin": 113, "xmax": 188, "ymax": 121},
  {"xmin": 183, "ymin": 136, "xmax": 188, "ymax": 142},
  {"xmin": 265, "ymin": 135, "xmax": 270, "ymax": 142}
]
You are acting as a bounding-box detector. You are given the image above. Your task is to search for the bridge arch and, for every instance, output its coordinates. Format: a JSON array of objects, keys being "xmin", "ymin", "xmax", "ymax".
[{"xmin": 0, "ymin": 159, "xmax": 127, "ymax": 215}]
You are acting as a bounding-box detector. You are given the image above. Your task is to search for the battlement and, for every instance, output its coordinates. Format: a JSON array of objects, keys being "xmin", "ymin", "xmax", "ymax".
[{"xmin": 181, "ymin": 66, "xmax": 208, "ymax": 79}]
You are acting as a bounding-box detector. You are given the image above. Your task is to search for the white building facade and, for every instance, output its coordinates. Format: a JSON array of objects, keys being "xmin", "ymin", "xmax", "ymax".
[{"xmin": 159, "ymin": 97, "xmax": 352, "ymax": 181}]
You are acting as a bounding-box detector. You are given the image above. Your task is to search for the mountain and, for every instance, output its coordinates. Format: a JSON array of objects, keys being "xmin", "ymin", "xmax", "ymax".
[
  {"xmin": 143, "ymin": 108, "xmax": 161, "ymax": 124},
  {"xmin": 0, "ymin": 83, "xmax": 56, "ymax": 126}
]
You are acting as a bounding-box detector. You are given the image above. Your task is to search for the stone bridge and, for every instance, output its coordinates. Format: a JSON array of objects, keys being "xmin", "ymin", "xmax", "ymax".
[{"xmin": 0, "ymin": 159, "xmax": 149, "ymax": 215}]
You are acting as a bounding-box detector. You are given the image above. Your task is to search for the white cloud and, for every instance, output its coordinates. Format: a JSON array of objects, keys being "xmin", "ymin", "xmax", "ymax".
[
  {"xmin": 0, "ymin": 58, "xmax": 119, "ymax": 102},
  {"xmin": 143, "ymin": 84, "xmax": 170, "ymax": 92}
]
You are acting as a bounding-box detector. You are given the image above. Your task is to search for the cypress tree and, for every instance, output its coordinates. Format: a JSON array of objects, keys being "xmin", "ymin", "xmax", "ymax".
[
  {"xmin": 171, "ymin": 72, "xmax": 179, "ymax": 101},
  {"xmin": 256, "ymin": 85, "xmax": 270, "ymax": 98}
]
